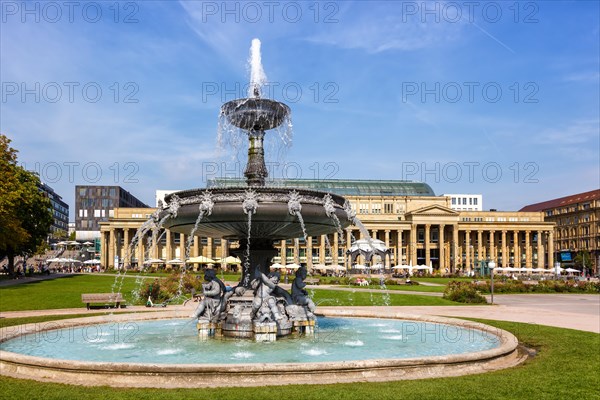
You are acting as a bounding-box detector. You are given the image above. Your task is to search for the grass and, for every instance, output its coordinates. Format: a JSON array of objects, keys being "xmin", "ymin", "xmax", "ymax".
[
  {"xmin": 0, "ymin": 319, "xmax": 598, "ymax": 399},
  {"xmin": 0, "ymin": 313, "xmax": 128, "ymax": 329},
  {"xmin": 0, "ymin": 275, "xmax": 149, "ymax": 311},
  {"xmin": 311, "ymin": 289, "xmax": 460, "ymax": 306}
]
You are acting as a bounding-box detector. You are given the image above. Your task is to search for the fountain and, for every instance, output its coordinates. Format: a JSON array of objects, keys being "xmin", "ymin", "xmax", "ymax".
[
  {"xmin": 0, "ymin": 39, "xmax": 525, "ymax": 388},
  {"xmin": 162, "ymin": 38, "xmax": 350, "ymax": 341}
]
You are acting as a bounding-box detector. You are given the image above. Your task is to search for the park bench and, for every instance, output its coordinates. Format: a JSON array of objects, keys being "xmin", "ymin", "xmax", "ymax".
[
  {"xmin": 81, "ymin": 293, "xmax": 125, "ymax": 309},
  {"xmin": 304, "ymin": 278, "xmax": 320, "ymax": 285}
]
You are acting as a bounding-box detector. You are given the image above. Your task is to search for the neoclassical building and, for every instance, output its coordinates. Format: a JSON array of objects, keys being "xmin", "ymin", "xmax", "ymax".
[{"xmin": 99, "ymin": 179, "xmax": 555, "ymax": 273}]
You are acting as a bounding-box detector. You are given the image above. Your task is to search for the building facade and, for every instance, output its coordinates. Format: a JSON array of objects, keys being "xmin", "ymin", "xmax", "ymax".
[
  {"xmin": 521, "ymin": 189, "xmax": 599, "ymax": 273},
  {"xmin": 76, "ymin": 185, "xmax": 149, "ymax": 241},
  {"xmin": 38, "ymin": 182, "xmax": 69, "ymax": 242},
  {"xmin": 100, "ymin": 180, "xmax": 555, "ymax": 272}
]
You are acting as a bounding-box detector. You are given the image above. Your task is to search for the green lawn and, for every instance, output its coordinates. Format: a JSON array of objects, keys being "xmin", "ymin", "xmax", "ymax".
[
  {"xmin": 311, "ymin": 289, "xmax": 460, "ymax": 306},
  {"xmin": 0, "ymin": 275, "xmax": 149, "ymax": 311},
  {"xmin": 0, "ymin": 318, "xmax": 597, "ymax": 399}
]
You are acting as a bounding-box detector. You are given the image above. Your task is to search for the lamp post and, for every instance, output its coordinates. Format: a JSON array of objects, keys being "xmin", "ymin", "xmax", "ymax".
[
  {"xmin": 554, "ymin": 261, "xmax": 560, "ymax": 280},
  {"xmin": 488, "ymin": 260, "xmax": 496, "ymax": 305}
]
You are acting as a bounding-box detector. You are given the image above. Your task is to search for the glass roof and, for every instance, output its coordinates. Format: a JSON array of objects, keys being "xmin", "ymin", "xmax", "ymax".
[{"xmin": 207, "ymin": 178, "xmax": 435, "ymax": 196}]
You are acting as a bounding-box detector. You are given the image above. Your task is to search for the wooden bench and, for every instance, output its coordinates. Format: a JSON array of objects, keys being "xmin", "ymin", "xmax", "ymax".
[
  {"xmin": 305, "ymin": 278, "xmax": 320, "ymax": 285},
  {"xmin": 81, "ymin": 293, "xmax": 125, "ymax": 309}
]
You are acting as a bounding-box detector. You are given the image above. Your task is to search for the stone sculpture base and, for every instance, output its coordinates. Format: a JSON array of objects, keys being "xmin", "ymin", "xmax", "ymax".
[
  {"xmin": 253, "ymin": 322, "xmax": 278, "ymax": 342},
  {"xmin": 293, "ymin": 319, "xmax": 315, "ymax": 336},
  {"xmin": 197, "ymin": 321, "xmax": 222, "ymax": 340}
]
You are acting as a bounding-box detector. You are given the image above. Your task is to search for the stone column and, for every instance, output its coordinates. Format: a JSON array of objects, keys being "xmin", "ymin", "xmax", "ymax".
[
  {"xmin": 123, "ymin": 228, "xmax": 130, "ymax": 266},
  {"xmin": 410, "ymin": 225, "xmax": 417, "ymax": 266},
  {"xmin": 397, "ymin": 229, "xmax": 403, "ymax": 265},
  {"xmin": 489, "ymin": 231, "xmax": 496, "ymax": 261},
  {"xmin": 307, "ymin": 237, "xmax": 313, "ymax": 268},
  {"xmin": 179, "ymin": 233, "xmax": 185, "ymax": 261},
  {"xmin": 108, "ymin": 228, "xmax": 116, "ymax": 269},
  {"xmin": 371, "ymin": 229, "xmax": 378, "ymax": 241},
  {"xmin": 477, "ymin": 230, "xmax": 483, "ymax": 264},
  {"xmin": 452, "ymin": 225, "xmax": 459, "ymax": 273},
  {"xmin": 439, "ymin": 224, "xmax": 445, "ymax": 272},
  {"xmin": 136, "ymin": 233, "xmax": 145, "ymax": 269},
  {"xmin": 501, "ymin": 231, "xmax": 507, "ymax": 267},
  {"xmin": 537, "ymin": 230, "xmax": 544, "ymax": 268},
  {"xmin": 333, "ymin": 232, "xmax": 339, "ymax": 264},
  {"xmin": 100, "ymin": 231, "xmax": 108, "ymax": 267},
  {"xmin": 548, "ymin": 230, "xmax": 554, "ymax": 268},
  {"xmin": 319, "ymin": 235, "xmax": 326, "ymax": 264},
  {"xmin": 193, "ymin": 237, "xmax": 199, "ymax": 258},
  {"xmin": 207, "ymin": 237, "xmax": 213, "ymax": 259},
  {"xmin": 513, "ymin": 231, "xmax": 520, "ymax": 267},
  {"xmin": 280, "ymin": 239, "xmax": 286, "ymax": 265},
  {"xmin": 425, "ymin": 224, "xmax": 431, "ymax": 267},
  {"xmin": 525, "ymin": 231, "xmax": 531, "ymax": 267},
  {"xmin": 294, "ymin": 238, "xmax": 300, "ymax": 264},
  {"xmin": 165, "ymin": 230, "xmax": 172, "ymax": 261},
  {"xmin": 465, "ymin": 230, "xmax": 471, "ymax": 271}
]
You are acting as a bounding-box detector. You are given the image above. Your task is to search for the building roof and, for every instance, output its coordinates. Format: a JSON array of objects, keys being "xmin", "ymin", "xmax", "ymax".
[
  {"xmin": 519, "ymin": 189, "xmax": 600, "ymax": 212},
  {"xmin": 207, "ymin": 178, "xmax": 435, "ymax": 197}
]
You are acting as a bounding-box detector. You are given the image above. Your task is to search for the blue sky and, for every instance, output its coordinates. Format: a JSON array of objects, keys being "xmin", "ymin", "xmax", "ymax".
[{"xmin": 2, "ymin": 0, "xmax": 598, "ymax": 217}]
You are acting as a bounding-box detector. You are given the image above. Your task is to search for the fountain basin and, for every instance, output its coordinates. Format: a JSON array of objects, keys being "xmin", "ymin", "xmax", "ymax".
[
  {"xmin": 0, "ymin": 309, "xmax": 525, "ymax": 388},
  {"xmin": 163, "ymin": 187, "xmax": 350, "ymax": 240},
  {"xmin": 222, "ymin": 98, "xmax": 290, "ymax": 131}
]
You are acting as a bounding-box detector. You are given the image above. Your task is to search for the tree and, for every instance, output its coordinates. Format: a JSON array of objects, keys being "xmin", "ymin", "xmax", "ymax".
[{"xmin": 0, "ymin": 134, "xmax": 53, "ymax": 277}]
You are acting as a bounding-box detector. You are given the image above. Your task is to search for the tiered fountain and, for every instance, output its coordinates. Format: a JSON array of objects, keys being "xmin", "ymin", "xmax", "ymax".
[{"xmin": 161, "ymin": 39, "xmax": 352, "ymax": 341}]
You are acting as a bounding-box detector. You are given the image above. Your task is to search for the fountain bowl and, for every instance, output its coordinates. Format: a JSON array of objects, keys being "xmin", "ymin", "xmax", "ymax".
[
  {"xmin": 221, "ymin": 98, "xmax": 290, "ymax": 131},
  {"xmin": 0, "ymin": 309, "xmax": 525, "ymax": 388},
  {"xmin": 163, "ymin": 187, "xmax": 350, "ymax": 240}
]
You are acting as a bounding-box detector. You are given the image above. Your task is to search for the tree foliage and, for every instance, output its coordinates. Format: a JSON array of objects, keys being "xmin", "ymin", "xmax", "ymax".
[{"xmin": 0, "ymin": 134, "xmax": 53, "ymax": 277}]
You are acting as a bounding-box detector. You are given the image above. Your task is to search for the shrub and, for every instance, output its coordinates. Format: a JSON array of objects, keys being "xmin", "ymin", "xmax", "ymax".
[
  {"xmin": 139, "ymin": 272, "xmax": 204, "ymax": 303},
  {"xmin": 443, "ymin": 281, "xmax": 487, "ymax": 304}
]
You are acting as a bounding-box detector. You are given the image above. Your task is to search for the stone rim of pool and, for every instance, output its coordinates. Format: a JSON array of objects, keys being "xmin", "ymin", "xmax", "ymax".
[{"xmin": 0, "ymin": 309, "xmax": 526, "ymax": 388}]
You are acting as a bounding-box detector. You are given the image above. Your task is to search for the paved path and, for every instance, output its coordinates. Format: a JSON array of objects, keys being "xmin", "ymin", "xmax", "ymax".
[
  {"xmin": 326, "ymin": 293, "xmax": 599, "ymax": 334},
  {"xmin": 2, "ymin": 294, "xmax": 598, "ymax": 333}
]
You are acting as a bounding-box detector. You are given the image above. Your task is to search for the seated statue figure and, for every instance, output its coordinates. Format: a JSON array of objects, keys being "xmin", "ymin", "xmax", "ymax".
[
  {"xmin": 291, "ymin": 266, "xmax": 316, "ymax": 317},
  {"xmin": 251, "ymin": 269, "xmax": 285, "ymax": 323},
  {"xmin": 191, "ymin": 269, "xmax": 225, "ymax": 322}
]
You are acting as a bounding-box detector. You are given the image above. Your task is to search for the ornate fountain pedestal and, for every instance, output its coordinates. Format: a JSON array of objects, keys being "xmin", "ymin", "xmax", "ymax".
[
  {"xmin": 293, "ymin": 319, "xmax": 316, "ymax": 335},
  {"xmin": 196, "ymin": 321, "xmax": 222, "ymax": 340}
]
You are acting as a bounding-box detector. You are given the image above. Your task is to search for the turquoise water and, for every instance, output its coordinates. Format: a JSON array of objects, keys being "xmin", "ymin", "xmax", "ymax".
[{"xmin": 1, "ymin": 317, "xmax": 500, "ymax": 364}]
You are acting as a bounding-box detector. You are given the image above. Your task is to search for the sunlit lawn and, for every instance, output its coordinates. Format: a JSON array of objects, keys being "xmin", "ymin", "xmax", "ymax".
[{"xmin": 0, "ymin": 275, "xmax": 147, "ymax": 311}]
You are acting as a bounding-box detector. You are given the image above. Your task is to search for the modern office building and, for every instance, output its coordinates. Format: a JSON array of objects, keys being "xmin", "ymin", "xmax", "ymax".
[
  {"xmin": 442, "ymin": 194, "xmax": 483, "ymax": 211},
  {"xmin": 100, "ymin": 179, "xmax": 554, "ymax": 272},
  {"xmin": 521, "ymin": 189, "xmax": 599, "ymax": 273},
  {"xmin": 76, "ymin": 185, "xmax": 149, "ymax": 241},
  {"xmin": 38, "ymin": 182, "xmax": 69, "ymax": 242}
]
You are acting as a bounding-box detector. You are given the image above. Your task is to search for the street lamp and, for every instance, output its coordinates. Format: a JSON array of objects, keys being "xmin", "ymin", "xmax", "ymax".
[{"xmin": 488, "ymin": 260, "xmax": 496, "ymax": 305}]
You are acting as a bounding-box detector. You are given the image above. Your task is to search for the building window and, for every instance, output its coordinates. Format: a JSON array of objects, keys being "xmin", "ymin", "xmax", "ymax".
[
  {"xmin": 371, "ymin": 203, "xmax": 381, "ymax": 214},
  {"xmin": 359, "ymin": 203, "xmax": 369, "ymax": 214},
  {"xmin": 417, "ymin": 229, "xmax": 424, "ymax": 243},
  {"xmin": 384, "ymin": 203, "xmax": 394, "ymax": 213},
  {"xmin": 451, "ymin": 197, "xmax": 456, "ymax": 205},
  {"xmin": 474, "ymin": 198, "xmax": 478, "ymax": 205}
]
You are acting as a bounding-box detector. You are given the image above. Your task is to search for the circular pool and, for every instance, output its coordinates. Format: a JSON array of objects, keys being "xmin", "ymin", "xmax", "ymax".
[{"xmin": 0, "ymin": 309, "xmax": 525, "ymax": 388}]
